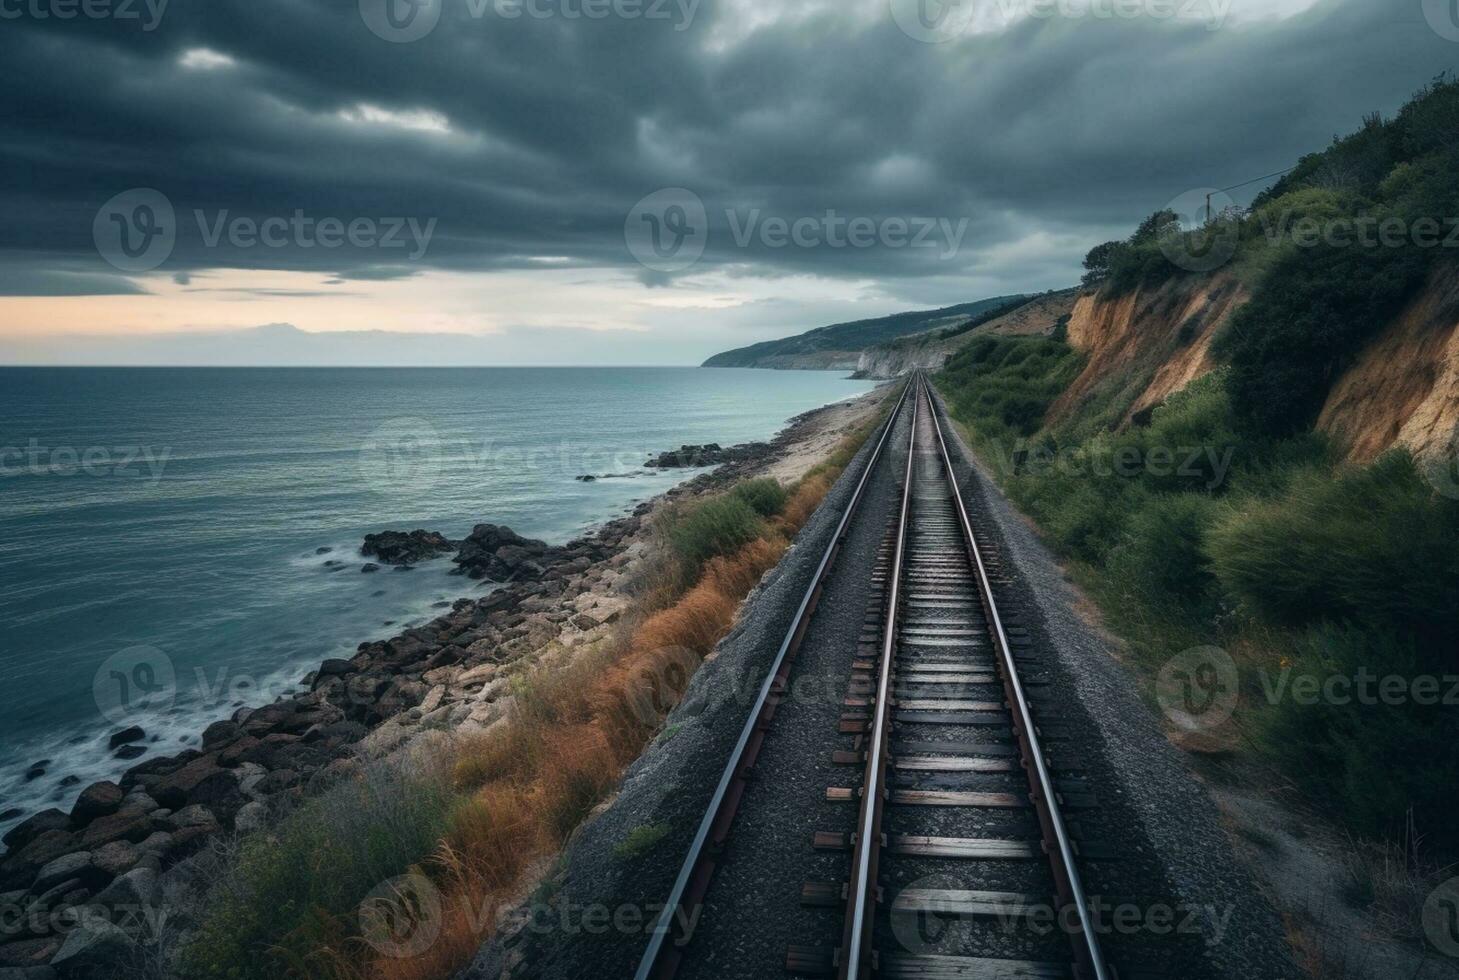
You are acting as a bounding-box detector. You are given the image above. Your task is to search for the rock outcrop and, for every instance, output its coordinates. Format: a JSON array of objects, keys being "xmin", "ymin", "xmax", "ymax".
[
  {"xmin": 451, "ymin": 524, "xmax": 553, "ymax": 581},
  {"xmin": 645, "ymin": 443, "xmax": 766, "ymax": 469},
  {"xmin": 361, "ymin": 529, "xmax": 455, "ymax": 566}
]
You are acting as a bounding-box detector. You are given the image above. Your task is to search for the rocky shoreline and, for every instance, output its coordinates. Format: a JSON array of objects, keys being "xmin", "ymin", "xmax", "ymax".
[{"xmin": 0, "ymin": 389, "xmax": 887, "ymax": 979}]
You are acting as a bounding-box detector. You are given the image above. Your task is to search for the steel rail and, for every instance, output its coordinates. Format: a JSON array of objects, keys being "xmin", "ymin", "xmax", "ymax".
[
  {"xmin": 925, "ymin": 381, "xmax": 1112, "ymax": 980},
  {"xmin": 634, "ymin": 375, "xmax": 915, "ymax": 980},
  {"xmin": 837, "ymin": 373, "xmax": 921, "ymax": 979}
]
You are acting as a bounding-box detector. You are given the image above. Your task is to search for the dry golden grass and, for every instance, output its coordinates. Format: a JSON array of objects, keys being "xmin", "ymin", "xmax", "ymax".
[
  {"xmin": 778, "ymin": 472, "xmax": 833, "ymax": 530},
  {"xmin": 361, "ymin": 436, "xmax": 862, "ymax": 980}
]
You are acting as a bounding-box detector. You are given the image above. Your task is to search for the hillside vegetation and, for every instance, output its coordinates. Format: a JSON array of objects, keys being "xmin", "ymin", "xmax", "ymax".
[
  {"xmin": 939, "ymin": 78, "xmax": 1459, "ymax": 858},
  {"xmin": 702, "ymin": 296, "xmax": 1021, "ymax": 369},
  {"xmin": 853, "ymin": 290, "xmax": 1078, "ymax": 379}
]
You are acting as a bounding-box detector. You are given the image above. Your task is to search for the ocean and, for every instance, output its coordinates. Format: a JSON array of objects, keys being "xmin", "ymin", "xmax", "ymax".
[{"xmin": 0, "ymin": 366, "xmax": 878, "ymax": 825}]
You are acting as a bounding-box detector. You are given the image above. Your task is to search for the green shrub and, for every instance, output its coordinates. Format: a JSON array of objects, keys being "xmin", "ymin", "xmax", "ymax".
[
  {"xmin": 662, "ymin": 494, "xmax": 764, "ymax": 578},
  {"xmin": 940, "ymin": 334, "xmax": 1082, "ymax": 442},
  {"xmin": 1214, "ymin": 236, "xmax": 1431, "ymax": 438},
  {"xmin": 181, "ymin": 750, "xmax": 456, "ymax": 980},
  {"xmin": 1263, "ymin": 625, "xmax": 1459, "ymax": 847},
  {"xmin": 729, "ymin": 477, "xmax": 788, "ymax": 518},
  {"xmin": 1107, "ymin": 493, "xmax": 1220, "ymax": 610},
  {"xmin": 1206, "ymin": 451, "xmax": 1459, "ymax": 641},
  {"xmin": 1216, "ymin": 81, "xmax": 1459, "ymax": 438}
]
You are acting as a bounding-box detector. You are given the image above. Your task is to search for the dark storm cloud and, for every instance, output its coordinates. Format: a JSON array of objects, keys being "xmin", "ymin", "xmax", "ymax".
[{"xmin": 0, "ymin": 0, "xmax": 1452, "ymax": 293}]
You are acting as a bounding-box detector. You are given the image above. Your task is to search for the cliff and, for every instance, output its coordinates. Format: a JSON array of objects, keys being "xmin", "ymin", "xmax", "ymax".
[
  {"xmin": 1049, "ymin": 276, "xmax": 1247, "ymax": 425},
  {"xmin": 854, "ymin": 290, "xmax": 1078, "ymax": 379},
  {"xmin": 1316, "ymin": 269, "xmax": 1459, "ymax": 463},
  {"xmin": 1051, "ymin": 270, "xmax": 1459, "ymax": 466},
  {"xmin": 702, "ymin": 296, "xmax": 1021, "ymax": 369}
]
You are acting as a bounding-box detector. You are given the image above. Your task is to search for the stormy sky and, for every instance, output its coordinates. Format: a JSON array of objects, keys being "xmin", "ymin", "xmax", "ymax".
[{"xmin": 0, "ymin": 0, "xmax": 1454, "ymax": 364}]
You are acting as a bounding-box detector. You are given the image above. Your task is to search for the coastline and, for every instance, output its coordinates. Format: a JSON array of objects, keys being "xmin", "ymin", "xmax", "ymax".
[{"xmin": 0, "ymin": 383, "xmax": 892, "ymax": 975}]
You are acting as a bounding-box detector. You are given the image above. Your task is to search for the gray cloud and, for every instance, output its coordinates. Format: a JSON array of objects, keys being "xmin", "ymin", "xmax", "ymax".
[{"xmin": 0, "ymin": 0, "xmax": 1453, "ymax": 293}]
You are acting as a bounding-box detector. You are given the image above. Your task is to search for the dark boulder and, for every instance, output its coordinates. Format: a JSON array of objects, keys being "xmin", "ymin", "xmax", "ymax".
[
  {"xmin": 645, "ymin": 441, "xmax": 766, "ymax": 468},
  {"xmin": 2, "ymin": 809, "xmax": 69, "ymax": 851},
  {"xmin": 107, "ymin": 727, "xmax": 145, "ymax": 750},
  {"xmin": 77, "ymin": 808, "xmax": 155, "ymax": 850},
  {"xmin": 452, "ymin": 524, "xmax": 553, "ymax": 581},
  {"xmin": 361, "ymin": 529, "xmax": 455, "ymax": 566},
  {"xmin": 201, "ymin": 720, "xmax": 242, "ymax": 750},
  {"xmin": 645, "ymin": 443, "xmax": 721, "ymax": 467},
  {"xmin": 146, "ymin": 756, "xmax": 235, "ymax": 810},
  {"xmin": 70, "ymin": 783, "xmax": 123, "ymax": 824},
  {"xmin": 0, "ymin": 829, "xmax": 78, "ymax": 890}
]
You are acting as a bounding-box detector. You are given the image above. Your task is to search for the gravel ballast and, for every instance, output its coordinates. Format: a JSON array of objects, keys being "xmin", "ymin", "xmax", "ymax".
[
  {"xmin": 925, "ymin": 385, "xmax": 1302, "ymax": 980},
  {"xmin": 463, "ymin": 388, "xmax": 909, "ymax": 980},
  {"xmin": 466, "ymin": 382, "xmax": 1303, "ymax": 980}
]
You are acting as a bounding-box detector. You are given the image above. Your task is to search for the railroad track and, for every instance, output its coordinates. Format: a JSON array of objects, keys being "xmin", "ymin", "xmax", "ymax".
[{"xmin": 637, "ymin": 373, "xmax": 1114, "ymax": 980}]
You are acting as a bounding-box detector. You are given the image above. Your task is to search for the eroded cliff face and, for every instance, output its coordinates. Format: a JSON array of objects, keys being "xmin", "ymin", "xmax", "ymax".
[
  {"xmin": 1049, "ymin": 275, "xmax": 1246, "ymax": 425},
  {"xmin": 1316, "ymin": 272, "xmax": 1459, "ymax": 463},
  {"xmin": 854, "ymin": 343, "xmax": 952, "ymax": 379},
  {"xmin": 855, "ymin": 291, "xmax": 1077, "ymax": 380},
  {"xmin": 1052, "ymin": 270, "xmax": 1459, "ymax": 466}
]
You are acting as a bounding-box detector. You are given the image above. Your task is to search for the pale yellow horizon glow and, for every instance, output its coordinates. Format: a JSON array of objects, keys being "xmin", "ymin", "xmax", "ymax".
[
  {"xmin": 0, "ymin": 268, "xmax": 665, "ymax": 340},
  {"xmin": 0, "ymin": 265, "xmax": 891, "ymax": 355}
]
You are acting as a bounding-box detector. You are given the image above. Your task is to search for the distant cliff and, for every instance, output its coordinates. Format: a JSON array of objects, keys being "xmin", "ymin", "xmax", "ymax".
[
  {"xmin": 853, "ymin": 291, "xmax": 1078, "ymax": 379},
  {"xmin": 702, "ymin": 296, "xmax": 1022, "ymax": 369}
]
